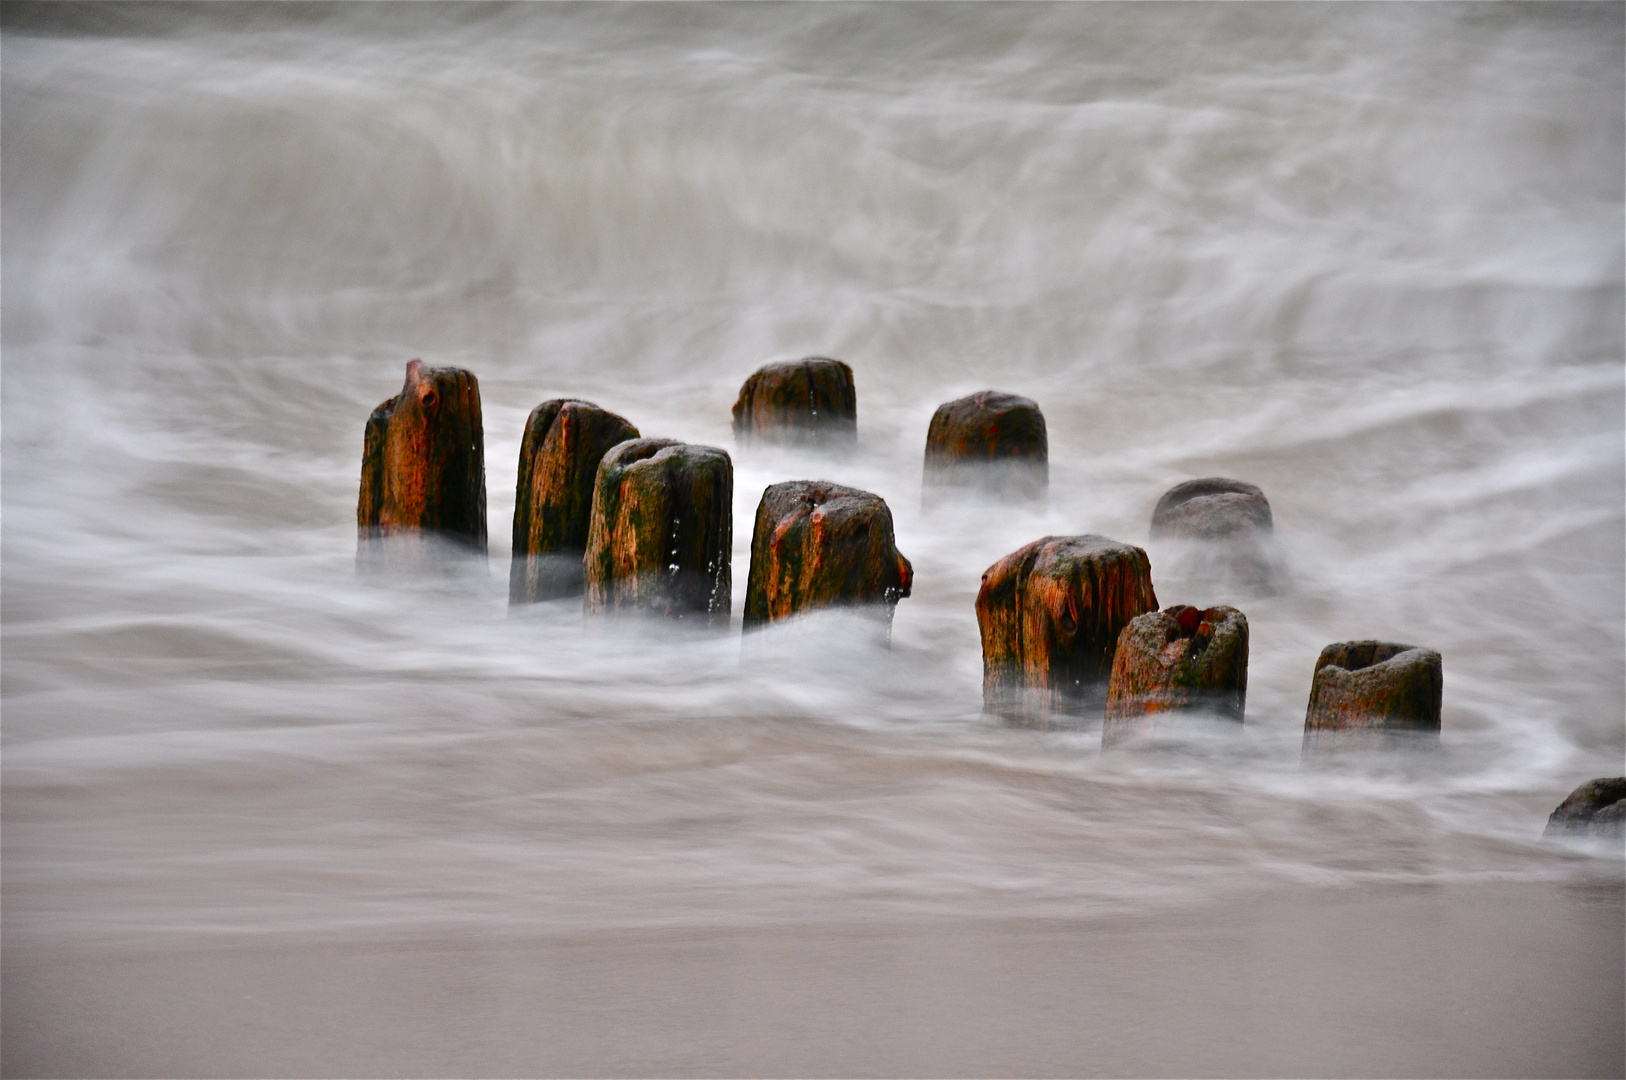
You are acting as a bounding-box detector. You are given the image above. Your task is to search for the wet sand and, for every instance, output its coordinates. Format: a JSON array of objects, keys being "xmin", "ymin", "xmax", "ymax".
[{"xmin": 5, "ymin": 877, "xmax": 1620, "ymax": 1078}]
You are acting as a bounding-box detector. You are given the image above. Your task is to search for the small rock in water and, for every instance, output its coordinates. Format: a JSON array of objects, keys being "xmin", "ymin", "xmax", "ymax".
[
  {"xmin": 1302, "ymin": 640, "xmax": 1442, "ymax": 752},
  {"xmin": 923, "ymin": 390, "xmax": 1047, "ymax": 501},
  {"xmin": 583, "ymin": 437, "xmax": 732, "ymax": 625},
  {"xmin": 510, "ymin": 400, "xmax": 639, "ymax": 603},
  {"xmin": 1103, "ymin": 604, "xmax": 1248, "ymax": 747},
  {"xmin": 1543, "ymin": 777, "xmax": 1626, "ymax": 841},
  {"xmin": 732, "ymin": 358, "xmax": 857, "ymax": 447},
  {"xmin": 743, "ymin": 480, "xmax": 912, "ymax": 630},
  {"xmin": 977, "ymin": 534, "xmax": 1157, "ymax": 724},
  {"xmin": 357, "ymin": 359, "xmax": 487, "ymax": 564}
]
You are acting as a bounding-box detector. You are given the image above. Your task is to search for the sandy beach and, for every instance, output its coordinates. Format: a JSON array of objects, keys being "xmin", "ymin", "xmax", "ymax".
[{"xmin": 6, "ymin": 878, "xmax": 1621, "ymax": 1077}]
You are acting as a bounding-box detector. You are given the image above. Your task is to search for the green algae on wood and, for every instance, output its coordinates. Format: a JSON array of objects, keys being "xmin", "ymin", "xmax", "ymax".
[
  {"xmin": 584, "ymin": 438, "xmax": 732, "ymax": 624},
  {"xmin": 358, "ymin": 359, "xmax": 486, "ymax": 555},
  {"xmin": 1103, "ymin": 605, "xmax": 1249, "ymax": 747},
  {"xmin": 510, "ymin": 400, "xmax": 639, "ymax": 603},
  {"xmin": 1302, "ymin": 640, "xmax": 1442, "ymax": 752},
  {"xmin": 976, "ymin": 535, "xmax": 1157, "ymax": 722},
  {"xmin": 743, "ymin": 480, "xmax": 912, "ymax": 629}
]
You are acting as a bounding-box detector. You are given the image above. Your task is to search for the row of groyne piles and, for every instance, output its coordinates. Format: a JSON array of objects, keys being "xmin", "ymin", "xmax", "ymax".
[{"xmin": 356, "ymin": 356, "xmax": 1463, "ymax": 759}]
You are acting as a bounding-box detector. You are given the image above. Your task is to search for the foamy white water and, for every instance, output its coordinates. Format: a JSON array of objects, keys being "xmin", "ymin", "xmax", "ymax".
[{"xmin": 3, "ymin": 0, "xmax": 1621, "ymax": 1023}]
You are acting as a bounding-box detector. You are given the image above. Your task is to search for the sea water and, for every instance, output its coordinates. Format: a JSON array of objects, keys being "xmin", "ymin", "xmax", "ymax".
[{"xmin": 2, "ymin": 3, "xmax": 1621, "ymax": 1070}]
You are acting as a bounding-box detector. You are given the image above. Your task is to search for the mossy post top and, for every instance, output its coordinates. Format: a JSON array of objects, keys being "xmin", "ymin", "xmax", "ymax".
[{"xmin": 1304, "ymin": 639, "xmax": 1443, "ymax": 747}]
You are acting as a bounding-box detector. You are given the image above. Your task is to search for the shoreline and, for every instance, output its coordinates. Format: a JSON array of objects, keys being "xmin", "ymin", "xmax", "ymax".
[{"xmin": 6, "ymin": 876, "xmax": 1621, "ymax": 1078}]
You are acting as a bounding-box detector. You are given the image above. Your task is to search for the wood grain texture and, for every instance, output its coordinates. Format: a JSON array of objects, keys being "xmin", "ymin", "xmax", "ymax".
[
  {"xmin": 583, "ymin": 438, "xmax": 732, "ymax": 624},
  {"xmin": 976, "ymin": 535, "xmax": 1157, "ymax": 722},
  {"xmin": 743, "ymin": 480, "xmax": 912, "ymax": 629},
  {"xmin": 923, "ymin": 390, "xmax": 1047, "ymax": 501},
  {"xmin": 510, "ymin": 400, "xmax": 638, "ymax": 602},
  {"xmin": 357, "ymin": 359, "xmax": 486, "ymax": 553},
  {"xmin": 731, "ymin": 358, "xmax": 856, "ymax": 446}
]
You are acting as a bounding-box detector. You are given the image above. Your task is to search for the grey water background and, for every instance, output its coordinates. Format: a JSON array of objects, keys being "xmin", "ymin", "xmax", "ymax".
[{"xmin": 3, "ymin": 0, "xmax": 1622, "ymax": 972}]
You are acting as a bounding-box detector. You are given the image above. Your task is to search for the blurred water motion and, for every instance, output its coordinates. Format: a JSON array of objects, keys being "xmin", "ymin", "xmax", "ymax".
[{"xmin": 3, "ymin": 0, "xmax": 1621, "ymax": 960}]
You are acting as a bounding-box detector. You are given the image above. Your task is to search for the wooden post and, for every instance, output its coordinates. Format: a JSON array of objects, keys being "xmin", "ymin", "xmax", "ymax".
[
  {"xmin": 510, "ymin": 400, "xmax": 639, "ymax": 603},
  {"xmin": 743, "ymin": 481, "xmax": 912, "ymax": 629},
  {"xmin": 1103, "ymin": 605, "xmax": 1248, "ymax": 747},
  {"xmin": 1149, "ymin": 477, "xmax": 1279, "ymax": 594},
  {"xmin": 1150, "ymin": 478, "xmax": 1273, "ymax": 539},
  {"xmin": 923, "ymin": 390, "xmax": 1047, "ymax": 501},
  {"xmin": 732, "ymin": 358, "xmax": 857, "ymax": 446},
  {"xmin": 1302, "ymin": 641, "xmax": 1442, "ymax": 752},
  {"xmin": 976, "ymin": 535, "xmax": 1157, "ymax": 722},
  {"xmin": 358, "ymin": 359, "xmax": 486, "ymax": 558},
  {"xmin": 583, "ymin": 438, "xmax": 732, "ymax": 624},
  {"xmin": 1543, "ymin": 778, "xmax": 1626, "ymax": 841}
]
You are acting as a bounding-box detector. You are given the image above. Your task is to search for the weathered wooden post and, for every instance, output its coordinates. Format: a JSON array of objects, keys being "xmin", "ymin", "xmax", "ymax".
[
  {"xmin": 923, "ymin": 391, "xmax": 1047, "ymax": 501},
  {"xmin": 1302, "ymin": 640, "xmax": 1442, "ymax": 752},
  {"xmin": 1543, "ymin": 778, "xmax": 1626, "ymax": 841},
  {"xmin": 1150, "ymin": 478, "xmax": 1273, "ymax": 539},
  {"xmin": 743, "ymin": 481, "xmax": 912, "ymax": 629},
  {"xmin": 1103, "ymin": 605, "xmax": 1248, "ymax": 747},
  {"xmin": 358, "ymin": 359, "xmax": 486, "ymax": 560},
  {"xmin": 583, "ymin": 438, "xmax": 732, "ymax": 624},
  {"xmin": 510, "ymin": 400, "xmax": 639, "ymax": 603},
  {"xmin": 976, "ymin": 535, "xmax": 1157, "ymax": 723},
  {"xmin": 1149, "ymin": 477, "xmax": 1279, "ymax": 593},
  {"xmin": 732, "ymin": 358, "xmax": 857, "ymax": 446}
]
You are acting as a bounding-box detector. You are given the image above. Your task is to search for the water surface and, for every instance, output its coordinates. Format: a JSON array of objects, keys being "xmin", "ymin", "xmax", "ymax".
[{"xmin": 3, "ymin": 3, "xmax": 1622, "ymax": 1073}]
